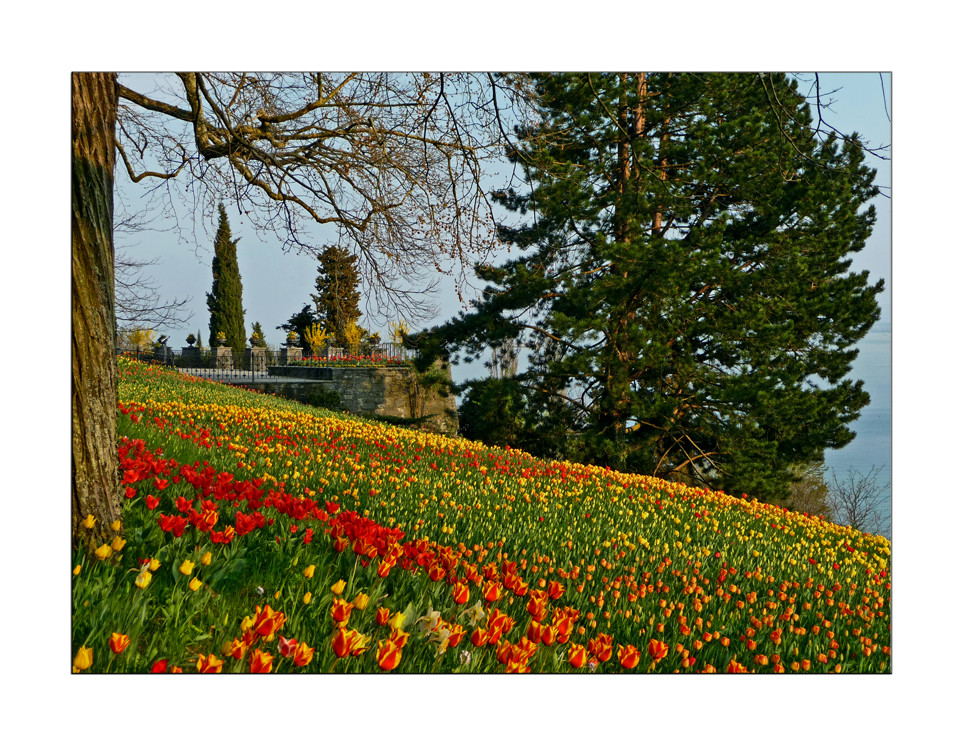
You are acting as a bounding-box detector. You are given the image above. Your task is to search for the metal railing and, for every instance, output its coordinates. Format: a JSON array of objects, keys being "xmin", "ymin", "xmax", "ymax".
[{"xmin": 118, "ymin": 341, "xmax": 414, "ymax": 382}]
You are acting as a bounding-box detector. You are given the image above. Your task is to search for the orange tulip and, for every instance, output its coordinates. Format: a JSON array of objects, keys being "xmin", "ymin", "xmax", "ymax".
[
  {"xmin": 647, "ymin": 639, "xmax": 669, "ymax": 663},
  {"xmin": 249, "ymin": 648, "xmax": 274, "ymax": 673},
  {"xmin": 196, "ymin": 653, "xmax": 224, "ymax": 673},
  {"xmin": 331, "ymin": 598, "xmax": 354, "ymax": 626},
  {"xmin": 526, "ymin": 594, "xmax": 547, "ymax": 621},
  {"xmin": 376, "ymin": 640, "xmax": 403, "ymax": 671},
  {"xmin": 226, "ymin": 637, "xmax": 249, "ymax": 661},
  {"xmin": 452, "ymin": 582, "xmax": 470, "ymax": 605},
  {"xmin": 726, "ymin": 659, "xmax": 748, "ymax": 673},
  {"xmin": 568, "ymin": 643, "xmax": 588, "ymax": 669},
  {"xmin": 388, "ymin": 628, "xmax": 411, "ymax": 649},
  {"xmin": 109, "ymin": 633, "xmax": 131, "ymax": 655},
  {"xmin": 346, "ymin": 629, "xmax": 370, "ymax": 657},
  {"xmin": 252, "ymin": 605, "xmax": 286, "ymax": 638},
  {"xmin": 448, "ymin": 624, "xmax": 467, "ymax": 647},
  {"xmin": 590, "ymin": 634, "xmax": 613, "ymax": 663},
  {"xmin": 618, "ymin": 644, "xmax": 641, "ymax": 670},
  {"xmin": 375, "ymin": 606, "xmax": 391, "ymax": 626},
  {"xmin": 470, "ymin": 626, "xmax": 489, "ymax": 647},
  {"xmin": 332, "ymin": 628, "xmax": 351, "ymax": 658},
  {"xmin": 293, "ymin": 641, "xmax": 315, "ymax": 667},
  {"xmin": 525, "ymin": 620, "xmax": 543, "ymax": 644}
]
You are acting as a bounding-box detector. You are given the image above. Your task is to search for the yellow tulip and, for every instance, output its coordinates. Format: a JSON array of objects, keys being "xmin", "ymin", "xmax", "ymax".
[
  {"xmin": 148, "ymin": 558, "xmax": 161, "ymax": 571},
  {"xmin": 73, "ymin": 645, "xmax": 93, "ymax": 671},
  {"xmin": 179, "ymin": 560, "xmax": 195, "ymax": 576},
  {"xmin": 94, "ymin": 544, "xmax": 112, "ymax": 561},
  {"xmin": 353, "ymin": 592, "xmax": 370, "ymax": 611},
  {"xmin": 110, "ymin": 520, "xmax": 122, "ymax": 532},
  {"xmin": 189, "ymin": 577, "xmax": 203, "ymax": 592},
  {"xmin": 73, "ymin": 565, "xmax": 81, "ymax": 576},
  {"xmin": 201, "ymin": 552, "xmax": 212, "ymax": 566},
  {"xmin": 82, "ymin": 514, "xmax": 96, "ymax": 530},
  {"xmin": 111, "ymin": 536, "xmax": 127, "ymax": 552},
  {"xmin": 303, "ymin": 564, "xmax": 316, "ymax": 579},
  {"xmin": 135, "ymin": 569, "xmax": 152, "ymax": 589},
  {"xmin": 303, "ymin": 592, "xmax": 312, "ymax": 605},
  {"xmin": 331, "ymin": 579, "xmax": 347, "ymax": 595}
]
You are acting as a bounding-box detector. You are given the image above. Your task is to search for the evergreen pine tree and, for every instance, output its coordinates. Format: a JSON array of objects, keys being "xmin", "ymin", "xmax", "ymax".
[
  {"xmin": 206, "ymin": 204, "xmax": 246, "ymax": 362},
  {"xmin": 310, "ymin": 245, "xmax": 362, "ymax": 348},
  {"xmin": 420, "ymin": 73, "xmax": 883, "ymax": 503},
  {"xmin": 277, "ymin": 305, "xmax": 319, "ymax": 350}
]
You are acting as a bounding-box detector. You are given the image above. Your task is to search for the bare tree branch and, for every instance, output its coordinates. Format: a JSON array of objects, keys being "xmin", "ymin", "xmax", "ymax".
[{"xmin": 116, "ymin": 73, "xmax": 536, "ymax": 323}]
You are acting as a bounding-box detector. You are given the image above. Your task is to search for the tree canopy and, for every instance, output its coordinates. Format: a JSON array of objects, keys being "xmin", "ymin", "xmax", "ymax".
[{"xmin": 417, "ymin": 73, "xmax": 883, "ymax": 503}]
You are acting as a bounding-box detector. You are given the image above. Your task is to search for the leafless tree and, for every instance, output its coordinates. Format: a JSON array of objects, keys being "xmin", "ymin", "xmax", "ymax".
[
  {"xmin": 784, "ymin": 461, "xmax": 833, "ymax": 517},
  {"xmin": 112, "ymin": 208, "xmax": 193, "ymax": 331},
  {"xmin": 827, "ymin": 465, "xmax": 891, "ymax": 536},
  {"xmin": 114, "ymin": 252, "xmax": 193, "ymax": 331},
  {"xmin": 115, "ymin": 72, "xmax": 537, "ymax": 322}
]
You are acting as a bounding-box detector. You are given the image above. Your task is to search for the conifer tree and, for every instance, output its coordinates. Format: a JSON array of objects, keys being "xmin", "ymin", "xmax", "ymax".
[
  {"xmin": 310, "ymin": 245, "xmax": 362, "ymax": 347},
  {"xmin": 420, "ymin": 73, "xmax": 883, "ymax": 503},
  {"xmin": 206, "ymin": 204, "xmax": 246, "ymax": 362},
  {"xmin": 277, "ymin": 305, "xmax": 318, "ymax": 350}
]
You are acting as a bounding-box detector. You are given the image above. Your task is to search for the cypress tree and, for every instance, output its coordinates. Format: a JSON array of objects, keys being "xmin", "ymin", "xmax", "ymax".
[
  {"xmin": 420, "ymin": 73, "xmax": 883, "ymax": 503},
  {"xmin": 206, "ymin": 203, "xmax": 246, "ymax": 363}
]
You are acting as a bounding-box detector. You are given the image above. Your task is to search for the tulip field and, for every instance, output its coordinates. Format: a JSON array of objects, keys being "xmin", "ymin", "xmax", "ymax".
[{"xmin": 71, "ymin": 357, "xmax": 891, "ymax": 673}]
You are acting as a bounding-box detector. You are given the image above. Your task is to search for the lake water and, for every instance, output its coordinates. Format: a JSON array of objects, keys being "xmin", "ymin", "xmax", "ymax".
[{"xmin": 822, "ymin": 322, "xmax": 892, "ymax": 536}]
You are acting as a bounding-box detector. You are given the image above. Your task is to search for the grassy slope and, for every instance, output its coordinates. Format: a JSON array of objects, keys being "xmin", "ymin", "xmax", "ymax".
[{"xmin": 72, "ymin": 358, "xmax": 891, "ymax": 673}]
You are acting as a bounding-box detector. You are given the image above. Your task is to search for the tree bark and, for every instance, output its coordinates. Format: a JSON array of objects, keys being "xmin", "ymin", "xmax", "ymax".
[{"xmin": 72, "ymin": 72, "xmax": 122, "ymax": 552}]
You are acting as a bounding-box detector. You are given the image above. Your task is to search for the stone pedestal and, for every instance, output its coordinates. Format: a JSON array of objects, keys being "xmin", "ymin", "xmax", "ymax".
[
  {"xmin": 180, "ymin": 347, "xmax": 201, "ymax": 365},
  {"xmin": 279, "ymin": 346, "xmax": 303, "ymax": 365},
  {"xmin": 244, "ymin": 347, "xmax": 267, "ymax": 372},
  {"xmin": 153, "ymin": 345, "xmax": 174, "ymax": 365},
  {"xmin": 214, "ymin": 346, "xmax": 234, "ymax": 370}
]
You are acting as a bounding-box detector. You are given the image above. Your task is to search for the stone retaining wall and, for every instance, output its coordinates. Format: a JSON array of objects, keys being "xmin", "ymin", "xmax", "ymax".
[{"xmin": 242, "ymin": 364, "xmax": 459, "ymax": 435}]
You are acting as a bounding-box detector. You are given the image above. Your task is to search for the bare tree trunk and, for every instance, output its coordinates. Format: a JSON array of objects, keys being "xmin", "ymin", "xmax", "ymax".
[{"xmin": 72, "ymin": 72, "xmax": 122, "ymax": 552}]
